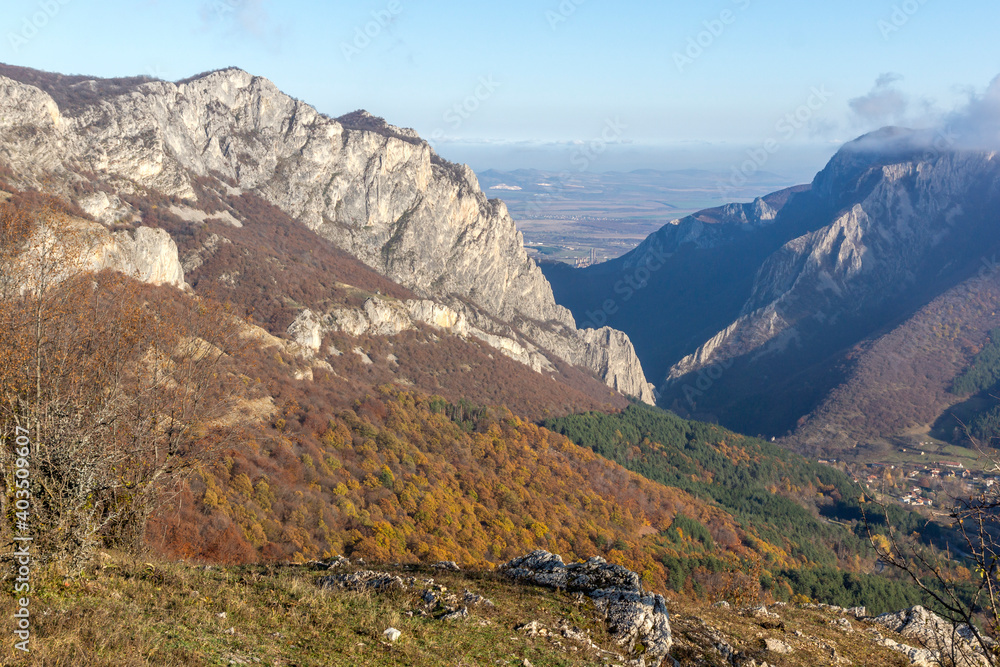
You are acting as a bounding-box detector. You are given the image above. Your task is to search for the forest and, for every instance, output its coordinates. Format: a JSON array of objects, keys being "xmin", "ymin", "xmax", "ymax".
[
  {"xmin": 544, "ymin": 403, "xmax": 963, "ymax": 611},
  {"xmin": 0, "ymin": 180, "xmax": 962, "ymax": 619}
]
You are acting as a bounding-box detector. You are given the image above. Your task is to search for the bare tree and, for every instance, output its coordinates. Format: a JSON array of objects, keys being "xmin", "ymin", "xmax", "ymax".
[
  {"xmin": 863, "ymin": 440, "xmax": 1000, "ymax": 666},
  {"xmin": 0, "ymin": 194, "xmax": 249, "ymax": 565}
]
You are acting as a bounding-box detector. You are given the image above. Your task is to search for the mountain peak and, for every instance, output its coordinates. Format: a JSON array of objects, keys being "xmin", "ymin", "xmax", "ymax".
[
  {"xmin": 0, "ymin": 64, "xmax": 656, "ymax": 404},
  {"xmin": 336, "ymin": 109, "xmax": 422, "ymax": 143},
  {"xmin": 176, "ymin": 66, "xmax": 251, "ymax": 84}
]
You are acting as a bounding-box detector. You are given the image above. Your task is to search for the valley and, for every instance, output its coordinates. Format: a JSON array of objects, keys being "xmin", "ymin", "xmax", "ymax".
[
  {"xmin": 0, "ymin": 61, "xmax": 998, "ymax": 667},
  {"xmin": 480, "ymin": 167, "xmax": 797, "ymax": 265}
]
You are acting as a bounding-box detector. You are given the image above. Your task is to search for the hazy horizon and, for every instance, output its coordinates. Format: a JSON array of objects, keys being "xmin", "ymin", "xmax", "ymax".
[{"xmin": 3, "ymin": 1, "xmax": 999, "ymax": 152}]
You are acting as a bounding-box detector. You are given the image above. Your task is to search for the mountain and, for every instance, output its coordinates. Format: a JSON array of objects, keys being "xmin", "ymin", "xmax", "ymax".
[
  {"xmin": 0, "ymin": 66, "xmax": 985, "ymax": 665},
  {"xmin": 0, "ymin": 63, "xmax": 655, "ymax": 404},
  {"xmin": 546, "ymin": 127, "xmax": 1000, "ymax": 442},
  {"xmin": 1, "ymin": 178, "xmax": 923, "ymax": 608}
]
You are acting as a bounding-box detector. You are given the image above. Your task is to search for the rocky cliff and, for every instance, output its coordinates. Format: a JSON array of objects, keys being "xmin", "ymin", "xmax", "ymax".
[
  {"xmin": 619, "ymin": 185, "xmax": 802, "ymax": 267},
  {"xmin": 14, "ymin": 210, "xmax": 185, "ymax": 291},
  {"xmin": 545, "ymin": 126, "xmax": 1000, "ymax": 435},
  {"xmin": 668, "ymin": 143, "xmax": 998, "ymax": 383},
  {"xmin": 0, "ymin": 67, "xmax": 653, "ymax": 402}
]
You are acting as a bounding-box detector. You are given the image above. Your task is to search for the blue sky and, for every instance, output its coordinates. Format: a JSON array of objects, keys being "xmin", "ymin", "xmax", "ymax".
[{"xmin": 2, "ymin": 0, "xmax": 999, "ymax": 176}]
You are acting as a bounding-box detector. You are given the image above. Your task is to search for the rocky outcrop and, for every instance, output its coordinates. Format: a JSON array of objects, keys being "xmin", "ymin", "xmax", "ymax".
[
  {"xmin": 541, "ymin": 326, "xmax": 657, "ymax": 403},
  {"xmin": 106, "ymin": 226, "xmax": 186, "ymax": 288},
  {"xmin": 668, "ymin": 145, "xmax": 999, "ymax": 382},
  {"xmin": 18, "ymin": 216, "xmax": 185, "ymax": 290},
  {"xmin": 0, "ymin": 69, "xmax": 653, "ymax": 402},
  {"xmin": 285, "ymin": 296, "xmax": 656, "ymax": 401},
  {"xmin": 502, "ymin": 550, "xmax": 672, "ymax": 666},
  {"xmin": 619, "ymin": 186, "xmax": 801, "ymax": 270},
  {"xmin": 286, "ymin": 297, "xmax": 556, "ymax": 374},
  {"xmin": 871, "ymin": 605, "xmax": 993, "ymax": 667}
]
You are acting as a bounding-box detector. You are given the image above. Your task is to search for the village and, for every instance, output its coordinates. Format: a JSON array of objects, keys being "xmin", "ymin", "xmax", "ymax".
[{"xmin": 821, "ymin": 441, "xmax": 1000, "ymax": 513}]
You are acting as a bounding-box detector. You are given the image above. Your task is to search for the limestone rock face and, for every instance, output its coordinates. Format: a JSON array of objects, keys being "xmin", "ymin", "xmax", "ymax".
[
  {"xmin": 668, "ymin": 147, "xmax": 999, "ymax": 382},
  {"xmin": 286, "ymin": 298, "xmax": 555, "ymax": 373},
  {"xmin": 0, "ymin": 69, "xmax": 653, "ymax": 402},
  {"xmin": 109, "ymin": 227, "xmax": 186, "ymax": 288},
  {"xmin": 621, "ymin": 190, "xmax": 786, "ymax": 267},
  {"xmin": 871, "ymin": 606, "xmax": 992, "ymax": 667},
  {"xmin": 19, "ymin": 218, "xmax": 185, "ymax": 290},
  {"xmin": 577, "ymin": 328, "xmax": 657, "ymax": 404},
  {"xmin": 502, "ymin": 550, "xmax": 672, "ymax": 666}
]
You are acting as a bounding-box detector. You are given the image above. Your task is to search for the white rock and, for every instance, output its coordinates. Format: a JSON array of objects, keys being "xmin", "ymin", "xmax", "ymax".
[{"xmin": 0, "ymin": 70, "xmax": 654, "ymax": 402}]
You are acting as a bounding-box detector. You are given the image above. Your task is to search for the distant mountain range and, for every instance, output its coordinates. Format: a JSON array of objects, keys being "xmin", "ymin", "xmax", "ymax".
[{"xmin": 546, "ymin": 127, "xmax": 1000, "ymax": 450}]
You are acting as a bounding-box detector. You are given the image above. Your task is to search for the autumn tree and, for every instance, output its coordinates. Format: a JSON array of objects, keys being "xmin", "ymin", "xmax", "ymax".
[{"xmin": 0, "ymin": 195, "xmax": 248, "ymax": 564}]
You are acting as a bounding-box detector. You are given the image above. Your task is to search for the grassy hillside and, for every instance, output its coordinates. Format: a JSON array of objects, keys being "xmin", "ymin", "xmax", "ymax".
[{"xmin": 0, "ymin": 554, "xmax": 918, "ymax": 667}]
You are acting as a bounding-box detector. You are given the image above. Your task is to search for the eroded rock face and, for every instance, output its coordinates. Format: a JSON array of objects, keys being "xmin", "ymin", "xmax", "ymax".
[
  {"xmin": 286, "ymin": 297, "xmax": 557, "ymax": 373},
  {"xmin": 502, "ymin": 550, "xmax": 672, "ymax": 666},
  {"xmin": 0, "ymin": 70, "xmax": 654, "ymax": 402},
  {"xmin": 871, "ymin": 605, "xmax": 992, "ymax": 667},
  {"xmin": 18, "ymin": 218, "xmax": 185, "ymax": 291},
  {"xmin": 668, "ymin": 145, "xmax": 999, "ymax": 383},
  {"xmin": 109, "ymin": 227, "xmax": 186, "ymax": 288}
]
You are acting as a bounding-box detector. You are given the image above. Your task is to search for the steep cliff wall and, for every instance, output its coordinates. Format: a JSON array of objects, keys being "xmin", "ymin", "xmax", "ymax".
[{"xmin": 0, "ymin": 69, "xmax": 654, "ymax": 402}]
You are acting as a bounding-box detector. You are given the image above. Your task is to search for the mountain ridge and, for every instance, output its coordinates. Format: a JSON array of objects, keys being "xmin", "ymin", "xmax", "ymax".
[
  {"xmin": 547, "ymin": 127, "xmax": 1000, "ymax": 441},
  {"xmin": 0, "ymin": 64, "xmax": 655, "ymax": 403}
]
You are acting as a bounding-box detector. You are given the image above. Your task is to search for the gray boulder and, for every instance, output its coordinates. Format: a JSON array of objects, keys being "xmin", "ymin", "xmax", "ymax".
[{"xmin": 502, "ymin": 550, "xmax": 672, "ymax": 666}]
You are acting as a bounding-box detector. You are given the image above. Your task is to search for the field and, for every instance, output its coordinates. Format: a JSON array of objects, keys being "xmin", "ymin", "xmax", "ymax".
[{"xmin": 478, "ymin": 168, "xmax": 797, "ymax": 264}]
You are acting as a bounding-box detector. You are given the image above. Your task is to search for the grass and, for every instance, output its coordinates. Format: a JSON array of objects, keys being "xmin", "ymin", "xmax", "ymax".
[
  {"xmin": 0, "ymin": 554, "xmax": 618, "ymax": 666},
  {"xmin": 668, "ymin": 599, "xmax": 911, "ymax": 667},
  {"xmin": 0, "ymin": 554, "xmax": 950, "ymax": 666}
]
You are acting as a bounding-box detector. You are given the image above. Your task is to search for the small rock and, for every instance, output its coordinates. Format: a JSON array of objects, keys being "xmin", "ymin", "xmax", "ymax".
[
  {"xmin": 462, "ymin": 590, "xmax": 495, "ymax": 607},
  {"xmin": 383, "ymin": 627, "xmax": 402, "ymax": 642},
  {"xmin": 440, "ymin": 606, "xmax": 469, "ymax": 621},
  {"xmin": 516, "ymin": 620, "xmax": 546, "ymax": 637},
  {"xmin": 522, "ymin": 660, "xmax": 533, "ymax": 667},
  {"xmin": 432, "ymin": 560, "xmax": 460, "ymax": 571},
  {"xmin": 216, "ymin": 612, "xmax": 227, "ymax": 619},
  {"xmin": 712, "ymin": 600, "xmax": 731, "ymax": 609},
  {"xmin": 764, "ymin": 637, "xmax": 794, "ymax": 655},
  {"xmin": 829, "ymin": 617, "xmax": 853, "ymax": 633},
  {"xmin": 327, "ymin": 555, "xmax": 350, "ymax": 569},
  {"xmin": 224, "ymin": 627, "xmax": 235, "ymax": 635},
  {"xmin": 746, "ymin": 605, "xmax": 779, "ymax": 619},
  {"xmin": 318, "ymin": 570, "xmax": 408, "ymax": 592}
]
